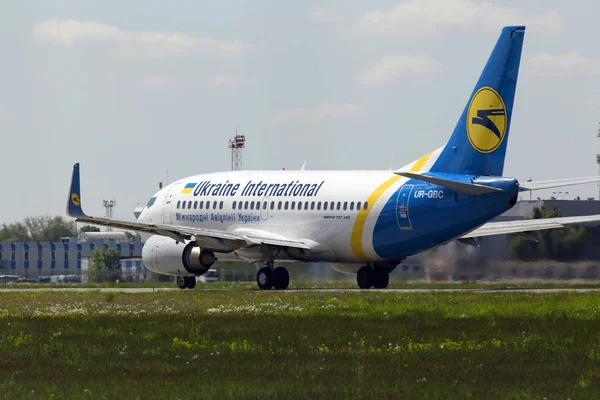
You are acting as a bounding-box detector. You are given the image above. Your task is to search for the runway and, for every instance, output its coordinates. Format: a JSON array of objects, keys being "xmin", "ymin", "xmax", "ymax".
[{"xmin": 1, "ymin": 287, "xmax": 600, "ymax": 293}]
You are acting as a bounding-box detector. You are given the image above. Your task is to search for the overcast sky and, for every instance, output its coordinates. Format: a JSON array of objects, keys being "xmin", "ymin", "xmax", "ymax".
[{"xmin": 2, "ymin": 0, "xmax": 600, "ymax": 223}]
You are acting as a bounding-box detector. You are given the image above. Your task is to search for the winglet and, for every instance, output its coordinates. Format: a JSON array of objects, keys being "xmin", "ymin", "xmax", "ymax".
[{"xmin": 66, "ymin": 163, "xmax": 88, "ymax": 218}]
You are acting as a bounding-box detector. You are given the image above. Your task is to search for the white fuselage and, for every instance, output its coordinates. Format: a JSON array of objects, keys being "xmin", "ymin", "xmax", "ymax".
[{"xmin": 138, "ymin": 169, "xmax": 411, "ymax": 264}]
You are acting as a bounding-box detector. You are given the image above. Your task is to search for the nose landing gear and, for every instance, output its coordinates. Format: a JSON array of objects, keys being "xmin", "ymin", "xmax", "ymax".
[{"xmin": 176, "ymin": 276, "xmax": 196, "ymax": 289}]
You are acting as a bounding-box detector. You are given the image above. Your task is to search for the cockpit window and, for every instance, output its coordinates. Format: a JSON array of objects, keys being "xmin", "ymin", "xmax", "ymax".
[{"xmin": 147, "ymin": 197, "xmax": 157, "ymax": 208}]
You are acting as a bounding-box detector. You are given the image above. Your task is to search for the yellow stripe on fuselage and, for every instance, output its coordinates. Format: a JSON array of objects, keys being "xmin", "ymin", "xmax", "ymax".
[{"xmin": 350, "ymin": 152, "xmax": 432, "ymax": 261}]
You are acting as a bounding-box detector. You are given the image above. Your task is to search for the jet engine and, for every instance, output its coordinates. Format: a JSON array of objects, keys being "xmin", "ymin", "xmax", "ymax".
[{"xmin": 141, "ymin": 235, "xmax": 216, "ymax": 276}]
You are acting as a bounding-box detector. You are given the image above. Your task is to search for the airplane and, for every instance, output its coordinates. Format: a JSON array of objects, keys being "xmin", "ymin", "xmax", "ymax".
[{"xmin": 67, "ymin": 25, "xmax": 600, "ymax": 290}]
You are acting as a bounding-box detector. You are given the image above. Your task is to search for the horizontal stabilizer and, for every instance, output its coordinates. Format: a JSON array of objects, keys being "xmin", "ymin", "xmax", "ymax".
[
  {"xmin": 395, "ymin": 171, "xmax": 504, "ymax": 195},
  {"xmin": 519, "ymin": 176, "xmax": 600, "ymax": 192}
]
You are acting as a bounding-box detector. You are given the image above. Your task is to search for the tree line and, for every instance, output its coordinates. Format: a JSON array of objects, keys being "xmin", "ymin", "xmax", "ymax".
[
  {"xmin": 510, "ymin": 207, "xmax": 587, "ymax": 261},
  {"xmin": 0, "ymin": 216, "xmax": 140, "ymax": 243}
]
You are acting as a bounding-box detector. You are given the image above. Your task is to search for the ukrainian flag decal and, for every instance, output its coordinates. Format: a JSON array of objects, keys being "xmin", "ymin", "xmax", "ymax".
[{"xmin": 181, "ymin": 183, "xmax": 197, "ymax": 194}]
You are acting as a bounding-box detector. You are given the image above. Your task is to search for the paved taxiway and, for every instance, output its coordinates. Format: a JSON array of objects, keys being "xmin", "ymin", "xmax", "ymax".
[{"xmin": 1, "ymin": 287, "xmax": 600, "ymax": 293}]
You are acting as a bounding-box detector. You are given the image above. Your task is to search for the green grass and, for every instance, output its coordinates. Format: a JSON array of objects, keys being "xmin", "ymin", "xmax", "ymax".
[
  {"xmin": 2, "ymin": 291, "xmax": 600, "ymax": 399},
  {"xmin": 5, "ymin": 279, "xmax": 600, "ymax": 290}
]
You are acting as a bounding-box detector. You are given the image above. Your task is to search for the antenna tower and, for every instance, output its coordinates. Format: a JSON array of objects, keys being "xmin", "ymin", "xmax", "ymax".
[
  {"xmin": 597, "ymin": 122, "xmax": 600, "ymax": 200},
  {"xmin": 228, "ymin": 129, "xmax": 246, "ymax": 171},
  {"xmin": 103, "ymin": 200, "xmax": 116, "ymax": 231}
]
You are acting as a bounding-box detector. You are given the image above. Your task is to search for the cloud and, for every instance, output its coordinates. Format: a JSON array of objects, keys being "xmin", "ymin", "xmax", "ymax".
[
  {"xmin": 525, "ymin": 52, "xmax": 600, "ymax": 78},
  {"xmin": 273, "ymin": 103, "xmax": 358, "ymax": 125},
  {"xmin": 208, "ymin": 74, "xmax": 245, "ymax": 89},
  {"xmin": 141, "ymin": 76, "xmax": 176, "ymax": 90},
  {"xmin": 308, "ymin": 7, "xmax": 342, "ymax": 24},
  {"xmin": 34, "ymin": 19, "xmax": 252, "ymax": 58},
  {"xmin": 355, "ymin": 0, "xmax": 567, "ymax": 36},
  {"xmin": 358, "ymin": 54, "xmax": 446, "ymax": 87}
]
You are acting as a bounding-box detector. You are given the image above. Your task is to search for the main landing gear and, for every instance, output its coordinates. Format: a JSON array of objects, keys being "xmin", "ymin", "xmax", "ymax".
[
  {"xmin": 176, "ymin": 276, "xmax": 196, "ymax": 289},
  {"xmin": 257, "ymin": 263, "xmax": 290, "ymax": 290},
  {"xmin": 357, "ymin": 266, "xmax": 390, "ymax": 289}
]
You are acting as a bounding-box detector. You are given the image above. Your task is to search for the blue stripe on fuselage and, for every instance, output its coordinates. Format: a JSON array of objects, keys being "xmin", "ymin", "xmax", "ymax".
[{"xmin": 372, "ymin": 179, "xmax": 518, "ymax": 260}]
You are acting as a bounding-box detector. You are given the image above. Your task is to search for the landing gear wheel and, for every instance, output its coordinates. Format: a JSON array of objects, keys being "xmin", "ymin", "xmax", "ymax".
[
  {"xmin": 186, "ymin": 276, "xmax": 196, "ymax": 289},
  {"xmin": 372, "ymin": 269, "xmax": 390, "ymax": 289},
  {"xmin": 273, "ymin": 267, "xmax": 290, "ymax": 290},
  {"xmin": 177, "ymin": 276, "xmax": 187, "ymax": 289},
  {"xmin": 257, "ymin": 267, "xmax": 275, "ymax": 290},
  {"xmin": 357, "ymin": 266, "xmax": 373, "ymax": 289}
]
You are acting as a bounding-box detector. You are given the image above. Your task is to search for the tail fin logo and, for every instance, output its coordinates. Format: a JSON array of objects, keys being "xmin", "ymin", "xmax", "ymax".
[
  {"xmin": 466, "ymin": 87, "xmax": 507, "ymax": 154},
  {"xmin": 71, "ymin": 193, "xmax": 80, "ymax": 207}
]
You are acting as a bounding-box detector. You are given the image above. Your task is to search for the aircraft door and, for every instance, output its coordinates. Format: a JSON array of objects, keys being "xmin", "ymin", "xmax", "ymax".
[
  {"xmin": 163, "ymin": 183, "xmax": 182, "ymax": 224},
  {"xmin": 260, "ymin": 196, "xmax": 270, "ymax": 220},
  {"xmin": 396, "ymin": 184, "xmax": 414, "ymax": 230}
]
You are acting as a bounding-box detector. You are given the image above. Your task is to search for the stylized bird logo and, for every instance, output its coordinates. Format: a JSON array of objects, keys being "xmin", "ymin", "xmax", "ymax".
[
  {"xmin": 471, "ymin": 109, "xmax": 506, "ymax": 140},
  {"xmin": 466, "ymin": 87, "xmax": 507, "ymax": 154},
  {"xmin": 71, "ymin": 193, "xmax": 80, "ymax": 207}
]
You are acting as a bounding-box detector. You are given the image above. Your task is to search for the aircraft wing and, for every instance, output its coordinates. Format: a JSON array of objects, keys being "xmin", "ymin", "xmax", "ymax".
[
  {"xmin": 461, "ymin": 215, "xmax": 600, "ymax": 239},
  {"xmin": 519, "ymin": 176, "xmax": 600, "ymax": 191},
  {"xmin": 66, "ymin": 163, "xmax": 311, "ymax": 253}
]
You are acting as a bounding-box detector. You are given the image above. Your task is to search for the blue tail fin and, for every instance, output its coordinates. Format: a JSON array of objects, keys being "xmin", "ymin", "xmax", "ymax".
[
  {"xmin": 66, "ymin": 163, "xmax": 87, "ymax": 218},
  {"xmin": 430, "ymin": 26, "xmax": 525, "ymax": 176}
]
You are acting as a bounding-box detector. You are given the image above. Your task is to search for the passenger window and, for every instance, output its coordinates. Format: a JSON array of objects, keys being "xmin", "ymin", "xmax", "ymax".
[
  {"xmin": 297, "ymin": 201, "xmax": 302, "ymax": 210},
  {"xmin": 263, "ymin": 201, "xmax": 267, "ymax": 210},
  {"xmin": 194, "ymin": 201, "xmax": 198, "ymax": 209},
  {"xmin": 213, "ymin": 201, "xmax": 217, "ymax": 209},
  {"xmin": 250, "ymin": 201, "xmax": 254, "ymax": 210},
  {"xmin": 270, "ymin": 202, "xmax": 275, "ymax": 210},
  {"xmin": 324, "ymin": 202, "xmax": 328, "ymax": 211},
  {"xmin": 182, "ymin": 201, "xmax": 187, "ymax": 209},
  {"xmin": 311, "ymin": 201, "xmax": 315, "ymax": 210},
  {"xmin": 305, "ymin": 202, "xmax": 309, "ymax": 210},
  {"xmin": 199, "ymin": 201, "xmax": 204, "ymax": 210},
  {"xmin": 284, "ymin": 201, "xmax": 289, "ymax": 210},
  {"xmin": 317, "ymin": 202, "xmax": 321, "ymax": 210},
  {"xmin": 245, "ymin": 201, "xmax": 249, "ymax": 210},
  {"xmin": 206, "ymin": 201, "xmax": 210, "ymax": 210},
  {"xmin": 278, "ymin": 201, "xmax": 282, "ymax": 210},
  {"xmin": 343, "ymin": 202, "xmax": 348, "ymax": 211},
  {"xmin": 291, "ymin": 201, "xmax": 295, "ymax": 210},
  {"xmin": 337, "ymin": 202, "xmax": 341, "ymax": 210},
  {"xmin": 219, "ymin": 201, "xmax": 223, "ymax": 209},
  {"xmin": 330, "ymin": 201, "xmax": 335, "ymax": 210},
  {"xmin": 177, "ymin": 201, "xmax": 180, "ymax": 209},
  {"xmin": 356, "ymin": 201, "xmax": 361, "ymax": 211},
  {"xmin": 188, "ymin": 201, "xmax": 193, "ymax": 209},
  {"xmin": 364, "ymin": 202, "xmax": 368, "ymax": 210},
  {"xmin": 232, "ymin": 201, "xmax": 237, "ymax": 210},
  {"xmin": 349, "ymin": 202, "xmax": 354, "ymax": 211}
]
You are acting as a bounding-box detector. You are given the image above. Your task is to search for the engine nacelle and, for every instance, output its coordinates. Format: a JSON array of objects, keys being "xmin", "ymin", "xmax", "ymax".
[{"xmin": 141, "ymin": 235, "xmax": 216, "ymax": 276}]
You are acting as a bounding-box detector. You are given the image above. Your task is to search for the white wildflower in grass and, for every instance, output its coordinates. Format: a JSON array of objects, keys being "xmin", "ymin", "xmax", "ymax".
[{"xmin": 206, "ymin": 302, "xmax": 305, "ymax": 314}]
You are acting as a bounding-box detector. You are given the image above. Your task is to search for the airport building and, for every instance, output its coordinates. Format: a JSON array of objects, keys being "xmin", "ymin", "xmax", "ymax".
[{"xmin": 0, "ymin": 237, "xmax": 144, "ymax": 282}]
